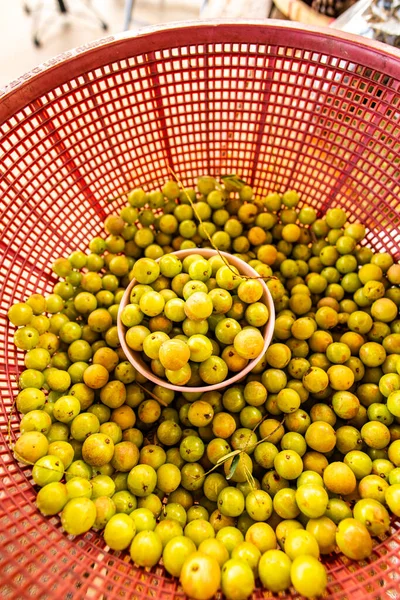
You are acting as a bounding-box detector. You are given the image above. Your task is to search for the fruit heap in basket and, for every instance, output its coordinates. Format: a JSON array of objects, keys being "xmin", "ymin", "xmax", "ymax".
[
  {"xmin": 122, "ymin": 252, "xmax": 268, "ymax": 386},
  {"xmin": 7, "ymin": 175, "xmax": 400, "ymax": 599}
]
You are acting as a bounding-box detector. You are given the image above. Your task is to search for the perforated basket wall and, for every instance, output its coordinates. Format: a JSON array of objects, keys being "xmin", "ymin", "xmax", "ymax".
[{"xmin": 1, "ymin": 21, "xmax": 400, "ymax": 600}]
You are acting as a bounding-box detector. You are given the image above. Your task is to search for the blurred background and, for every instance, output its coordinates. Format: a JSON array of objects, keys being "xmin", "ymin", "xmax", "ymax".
[
  {"xmin": 0, "ymin": 0, "xmax": 398, "ymax": 89},
  {"xmin": 0, "ymin": 0, "xmax": 201, "ymax": 88}
]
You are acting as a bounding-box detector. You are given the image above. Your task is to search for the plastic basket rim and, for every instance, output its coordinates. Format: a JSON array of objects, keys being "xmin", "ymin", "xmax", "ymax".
[
  {"xmin": 1, "ymin": 18, "xmax": 400, "ymax": 599},
  {"xmin": 2, "ymin": 18, "xmax": 400, "ymax": 124}
]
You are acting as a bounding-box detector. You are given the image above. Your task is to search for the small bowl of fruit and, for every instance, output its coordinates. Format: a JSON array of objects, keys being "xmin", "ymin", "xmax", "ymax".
[{"xmin": 117, "ymin": 248, "xmax": 275, "ymax": 392}]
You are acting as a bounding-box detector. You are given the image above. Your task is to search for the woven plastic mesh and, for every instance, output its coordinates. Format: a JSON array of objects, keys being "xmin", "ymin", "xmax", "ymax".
[{"xmin": 0, "ymin": 21, "xmax": 400, "ymax": 600}]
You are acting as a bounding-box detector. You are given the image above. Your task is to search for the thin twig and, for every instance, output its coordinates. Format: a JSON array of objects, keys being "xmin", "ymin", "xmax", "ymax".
[
  {"xmin": 197, "ymin": 415, "xmax": 286, "ymax": 487},
  {"xmin": 106, "ymin": 169, "xmax": 276, "ymax": 283},
  {"xmin": 240, "ymin": 414, "xmax": 286, "ymax": 492},
  {"xmin": 167, "ymin": 166, "xmax": 276, "ymax": 283},
  {"xmin": 135, "ymin": 381, "xmax": 169, "ymax": 407},
  {"xmin": 253, "ymin": 416, "xmax": 285, "ymax": 448}
]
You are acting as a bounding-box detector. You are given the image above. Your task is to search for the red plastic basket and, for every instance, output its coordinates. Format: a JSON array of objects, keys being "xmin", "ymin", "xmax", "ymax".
[{"xmin": 1, "ymin": 20, "xmax": 400, "ymax": 600}]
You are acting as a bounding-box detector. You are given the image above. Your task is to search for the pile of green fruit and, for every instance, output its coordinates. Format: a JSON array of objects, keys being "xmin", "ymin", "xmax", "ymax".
[{"xmin": 7, "ymin": 174, "xmax": 400, "ymax": 599}]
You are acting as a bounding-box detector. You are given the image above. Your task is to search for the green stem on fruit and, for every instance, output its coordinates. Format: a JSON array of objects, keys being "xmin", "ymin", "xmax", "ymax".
[
  {"xmin": 12, "ymin": 454, "xmax": 70, "ymax": 476},
  {"xmin": 216, "ymin": 449, "xmax": 242, "ymax": 464},
  {"xmin": 220, "ymin": 175, "xmax": 248, "ymax": 189},
  {"xmin": 243, "ymin": 463, "xmax": 256, "ymax": 491},
  {"xmin": 241, "ymin": 415, "xmax": 285, "ymax": 493},
  {"xmin": 198, "ymin": 416, "xmax": 286, "ymax": 486},
  {"xmin": 253, "ymin": 416, "xmax": 285, "ymax": 448},
  {"xmin": 106, "ymin": 168, "xmax": 277, "ymax": 284},
  {"xmin": 226, "ymin": 453, "xmax": 241, "ymax": 481},
  {"xmin": 167, "ymin": 166, "xmax": 277, "ymax": 284}
]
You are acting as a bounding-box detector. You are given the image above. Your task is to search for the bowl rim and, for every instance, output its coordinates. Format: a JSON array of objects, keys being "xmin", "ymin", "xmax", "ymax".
[{"xmin": 117, "ymin": 248, "xmax": 275, "ymax": 392}]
